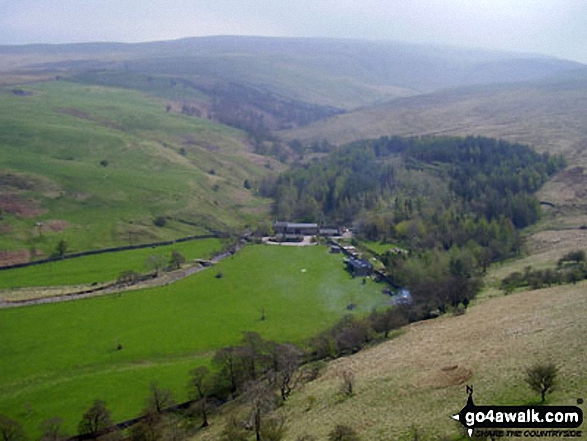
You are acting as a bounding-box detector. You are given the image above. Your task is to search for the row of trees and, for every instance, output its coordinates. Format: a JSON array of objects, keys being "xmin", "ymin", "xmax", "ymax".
[
  {"xmin": 385, "ymin": 247, "xmax": 482, "ymax": 317},
  {"xmin": 501, "ymin": 250, "xmax": 587, "ymax": 293},
  {"xmin": 117, "ymin": 251, "xmax": 187, "ymax": 286}
]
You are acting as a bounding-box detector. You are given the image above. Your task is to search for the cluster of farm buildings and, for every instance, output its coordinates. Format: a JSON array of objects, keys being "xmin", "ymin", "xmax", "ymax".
[{"xmin": 272, "ymin": 221, "xmax": 374, "ymax": 277}]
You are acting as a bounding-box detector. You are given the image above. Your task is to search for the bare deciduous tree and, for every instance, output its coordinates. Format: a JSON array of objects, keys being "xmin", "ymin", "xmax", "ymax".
[
  {"xmin": 213, "ymin": 346, "xmax": 241, "ymax": 394},
  {"xmin": 145, "ymin": 255, "xmax": 166, "ymax": 277},
  {"xmin": 525, "ymin": 362, "xmax": 558, "ymax": 402},
  {"xmin": 39, "ymin": 417, "xmax": 67, "ymax": 441},
  {"xmin": 128, "ymin": 410, "xmax": 161, "ymax": 441},
  {"xmin": 0, "ymin": 414, "xmax": 26, "ymax": 441},
  {"xmin": 246, "ymin": 381, "xmax": 279, "ymax": 441},
  {"xmin": 78, "ymin": 400, "xmax": 112, "ymax": 439},
  {"xmin": 188, "ymin": 366, "xmax": 211, "ymax": 427},
  {"xmin": 56, "ymin": 239, "xmax": 68, "ymax": 257},
  {"xmin": 117, "ymin": 270, "xmax": 140, "ymax": 286},
  {"xmin": 146, "ymin": 382, "xmax": 175, "ymax": 413},
  {"xmin": 239, "ymin": 332, "xmax": 269, "ymax": 381},
  {"xmin": 267, "ymin": 343, "xmax": 303, "ymax": 400}
]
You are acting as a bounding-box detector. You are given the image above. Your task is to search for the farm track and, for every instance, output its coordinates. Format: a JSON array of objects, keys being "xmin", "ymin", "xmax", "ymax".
[{"xmin": 0, "ymin": 245, "xmax": 241, "ymax": 308}]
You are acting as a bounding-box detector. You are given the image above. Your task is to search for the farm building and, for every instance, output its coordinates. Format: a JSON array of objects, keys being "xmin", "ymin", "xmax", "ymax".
[
  {"xmin": 273, "ymin": 222, "xmax": 342, "ymax": 238},
  {"xmin": 345, "ymin": 257, "xmax": 373, "ymax": 277},
  {"xmin": 319, "ymin": 227, "xmax": 341, "ymax": 237},
  {"xmin": 273, "ymin": 222, "xmax": 319, "ymax": 236}
]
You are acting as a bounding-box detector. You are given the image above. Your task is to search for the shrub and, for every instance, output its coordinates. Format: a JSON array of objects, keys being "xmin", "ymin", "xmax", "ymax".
[
  {"xmin": 153, "ymin": 216, "xmax": 167, "ymax": 227},
  {"xmin": 117, "ymin": 270, "xmax": 140, "ymax": 285},
  {"xmin": 169, "ymin": 250, "xmax": 185, "ymax": 270},
  {"xmin": 220, "ymin": 416, "xmax": 248, "ymax": 441},
  {"xmin": 56, "ymin": 239, "xmax": 68, "ymax": 257},
  {"xmin": 260, "ymin": 415, "xmax": 287, "ymax": 441},
  {"xmin": 328, "ymin": 424, "xmax": 361, "ymax": 441},
  {"xmin": 558, "ymin": 250, "xmax": 586, "ymax": 266},
  {"xmin": 340, "ymin": 370, "xmax": 355, "ymax": 396}
]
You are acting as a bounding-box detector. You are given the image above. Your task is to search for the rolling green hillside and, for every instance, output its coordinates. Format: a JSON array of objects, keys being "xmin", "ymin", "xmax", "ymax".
[{"xmin": 0, "ymin": 81, "xmax": 274, "ymax": 261}]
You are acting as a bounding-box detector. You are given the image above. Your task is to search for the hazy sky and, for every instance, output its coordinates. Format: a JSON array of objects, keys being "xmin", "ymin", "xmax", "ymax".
[{"xmin": 2, "ymin": 0, "xmax": 586, "ymax": 63}]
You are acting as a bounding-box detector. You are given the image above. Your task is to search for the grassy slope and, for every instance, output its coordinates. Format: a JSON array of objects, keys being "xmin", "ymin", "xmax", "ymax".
[
  {"xmin": 362, "ymin": 240, "xmax": 404, "ymax": 255},
  {"xmin": 192, "ymin": 281, "xmax": 587, "ymax": 440},
  {"xmin": 0, "ymin": 237, "xmax": 225, "ymax": 290},
  {"xmin": 0, "ymin": 81, "xmax": 274, "ymax": 257},
  {"xmin": 0, "ymin": 244, "xmax": 391, "ymax": 436},
  {"xmin": 284, "ymin": 74, "xmax": 587, "ymax": 158}
]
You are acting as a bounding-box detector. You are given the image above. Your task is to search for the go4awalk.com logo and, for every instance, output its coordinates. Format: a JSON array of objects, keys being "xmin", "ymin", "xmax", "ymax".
[{"xmin": 452, "ymin": 386, "xmax": 584, "ymax": 438}]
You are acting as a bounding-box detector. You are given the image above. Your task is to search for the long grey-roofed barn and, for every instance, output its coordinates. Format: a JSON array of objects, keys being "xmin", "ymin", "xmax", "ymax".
[{"xmin": 273, "ymin": 222, "xmax": 319, "ymax": 236}]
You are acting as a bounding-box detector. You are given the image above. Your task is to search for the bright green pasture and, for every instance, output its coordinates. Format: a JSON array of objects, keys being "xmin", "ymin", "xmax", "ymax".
[
  {"xmin": 0, "ymin": 245, "xmax": 390, "ymax": 436},
  {"xmin": 0, "ymin": 237, "xmax": 225, "ymax": 289}
]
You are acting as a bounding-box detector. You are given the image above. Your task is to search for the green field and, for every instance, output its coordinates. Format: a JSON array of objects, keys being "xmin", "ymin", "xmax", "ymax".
[
  {"xmin": 0, "ymin": 81, "xmax": 272, "ymax": 257},
  {"xmin": 0, "ymin": 244, "xmax": 391, "ymax": 436},
  {"xmin": 361, "ymin": 240, "xmax": 405, "ymax": 255},
  {"xmin": 0, "ymin": 237, "xmax": 225, "ymax": 290}
]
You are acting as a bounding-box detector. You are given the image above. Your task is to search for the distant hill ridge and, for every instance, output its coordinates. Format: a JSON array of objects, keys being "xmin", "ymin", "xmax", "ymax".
[{"xmin": 0, "ymin": 36, "xmax": 583, "ymax": 109}]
